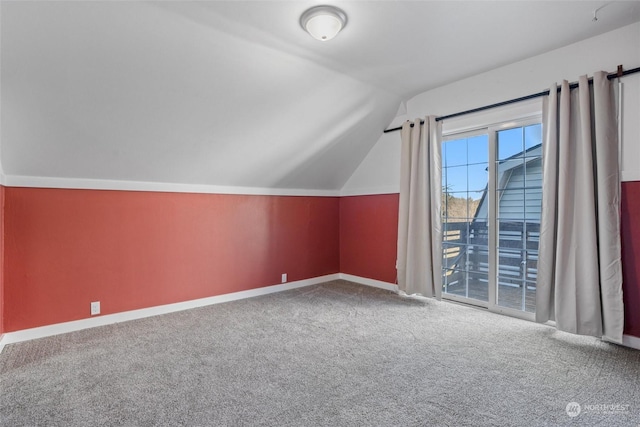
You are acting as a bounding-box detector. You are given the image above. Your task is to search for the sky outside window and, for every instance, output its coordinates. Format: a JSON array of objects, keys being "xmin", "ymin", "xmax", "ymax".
[
  {"xmin": 443, "ymin": 124, "xmax": 542, "ymax": 199},
  {"xmin": 443, "ymin": 134, "xmax": 488, "ymax": 199}
]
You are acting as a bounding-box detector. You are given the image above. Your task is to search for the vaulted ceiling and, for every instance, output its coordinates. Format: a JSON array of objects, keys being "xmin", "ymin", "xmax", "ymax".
[{"xmin": 2, "ymin": 1, "xmax": 639, "ymax": 190}]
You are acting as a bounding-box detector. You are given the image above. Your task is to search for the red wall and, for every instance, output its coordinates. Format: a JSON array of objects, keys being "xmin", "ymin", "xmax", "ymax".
[
  {"xmin": 339, "ymin": 194, "xmax": 399, "ymax": 284},
  {"xmin": 3, "ymin": 188, "xmax": 339, "ymax": 332},
  {"xmin": 2, "ymin": 185, "xmax": 638, "ymax": 339},
  {"xmin": 621, "ymin": 182, "xmax": 640, "ymax": 338}
]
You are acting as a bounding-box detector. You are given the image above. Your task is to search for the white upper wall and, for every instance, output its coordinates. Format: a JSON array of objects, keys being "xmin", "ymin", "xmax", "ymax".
[
  {"xmin": 0, "ymin": 1, "xmax": 400, "ymax": 195},
  {"xmin": 2, "ymin": 2, "xmax": 639, "ymax": 195},
  {"xmin": 342, "ymin": 21, "xmax": 640, "ymax": 195}
]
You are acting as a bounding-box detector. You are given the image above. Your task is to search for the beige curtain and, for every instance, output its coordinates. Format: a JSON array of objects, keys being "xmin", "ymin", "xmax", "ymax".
[
  {"xmin": 536, "ymin": 72, "xmax": 624, "ymax": 343},
  {"xmin": 397, "ymin": 116, "xmax": 442, "ymax": 297}
]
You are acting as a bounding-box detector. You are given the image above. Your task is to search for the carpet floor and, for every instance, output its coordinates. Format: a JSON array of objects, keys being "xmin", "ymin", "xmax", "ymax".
[{"xmin": 1, "ymin": 280, "xmax": 639, "ymax": 426}]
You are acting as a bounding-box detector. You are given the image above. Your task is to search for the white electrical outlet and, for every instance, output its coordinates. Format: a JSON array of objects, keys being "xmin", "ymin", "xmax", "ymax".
[
  {"xmin": 90, "ymin": 301, "xmax": 100, "ymax": 316},
  {"xmin": 281, "ymin": 273, "xmax": 287, "ymax": 283}
]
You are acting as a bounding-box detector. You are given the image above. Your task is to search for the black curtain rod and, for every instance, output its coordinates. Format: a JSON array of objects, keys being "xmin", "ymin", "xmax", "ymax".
[{"xmin": 383, "ymin": 65, "xmax": 640, "ymax": 133}]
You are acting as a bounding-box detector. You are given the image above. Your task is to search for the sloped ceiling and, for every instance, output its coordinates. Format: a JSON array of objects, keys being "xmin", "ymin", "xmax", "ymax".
[{"xmin": 1, "ymin": 1, "xmax": 639, "ymax": 191}]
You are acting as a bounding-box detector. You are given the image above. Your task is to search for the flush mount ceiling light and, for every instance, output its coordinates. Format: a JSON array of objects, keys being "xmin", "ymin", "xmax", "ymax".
[{"xmin": 300, "ymin": 5, "xmax": 347, "ymax": 41}]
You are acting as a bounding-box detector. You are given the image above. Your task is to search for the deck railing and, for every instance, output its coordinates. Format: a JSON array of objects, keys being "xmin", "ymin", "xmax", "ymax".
[{"xmin": 442, "ymin": 220, "xmax": 540, "ymax": 289}]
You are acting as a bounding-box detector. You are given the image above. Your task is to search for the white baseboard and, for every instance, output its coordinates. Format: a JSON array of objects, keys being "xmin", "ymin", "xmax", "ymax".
[
  {"xmin": 622, "ymin": 334, "xmax": 640, "ymax": 350},
  {"xmin": 339, "ymin": 274, "xmax": 640, "ymax": 350},
  {"xmin": 2, "ymin": 272, "xmax": 638, "ymax": 353},
  {"xmin": 339, "ymin": 273, "xmax": 398, "ymax": 292},
  {"xmin": 0, "ymin": 273, "xmax": 339, "ymax": 353}
]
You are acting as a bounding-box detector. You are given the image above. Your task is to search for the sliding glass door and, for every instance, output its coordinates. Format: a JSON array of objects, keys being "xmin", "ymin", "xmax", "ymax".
[{"xmin": 441, "ymin": 120, "xmax": 542, "ymax": 319}]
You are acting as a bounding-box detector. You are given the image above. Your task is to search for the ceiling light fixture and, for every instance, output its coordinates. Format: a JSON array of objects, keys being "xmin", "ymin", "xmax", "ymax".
[{"xmin": 300, "ymin": 5, "xmax": 347, "ymax": 41}]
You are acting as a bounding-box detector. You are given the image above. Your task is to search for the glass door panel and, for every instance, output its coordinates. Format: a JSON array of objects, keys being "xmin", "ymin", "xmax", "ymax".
[
  {"xmin": 495, "ymin": 124, "xmax": 542, "ymax": 313},
  {"xmin": 442, "ymin": 133, "xmax": 489, "ymax": 304}
]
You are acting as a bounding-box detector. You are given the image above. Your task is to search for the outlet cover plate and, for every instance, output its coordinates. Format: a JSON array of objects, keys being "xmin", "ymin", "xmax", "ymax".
[{"xmin": 90, "ymin": 301, "xmax": 100, "ymax": 316}]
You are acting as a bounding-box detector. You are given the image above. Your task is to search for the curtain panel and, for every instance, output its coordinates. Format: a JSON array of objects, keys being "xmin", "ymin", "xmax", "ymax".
[
  {"xmin": 397, "ymin": 117, "xmax": 442, "ymax": 298},
  {"xmin": 536, "ymin": 72, "xmax": 624, "ymax": 343}
]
